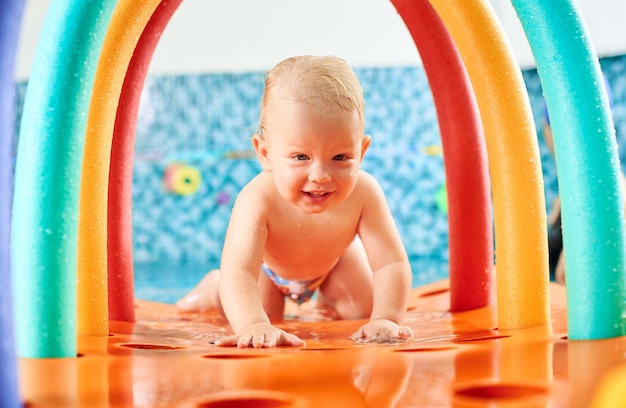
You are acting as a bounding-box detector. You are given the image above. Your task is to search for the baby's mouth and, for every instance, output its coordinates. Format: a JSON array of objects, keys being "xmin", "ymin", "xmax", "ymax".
[{"xmin": 306, "ymin": 191, "xmax": 328, "ymax": 198}]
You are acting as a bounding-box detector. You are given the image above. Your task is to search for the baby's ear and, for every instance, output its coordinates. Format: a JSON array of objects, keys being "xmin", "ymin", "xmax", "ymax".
[
  {"xmin": 252, "ymin": 133, "xmax": 272, "ymax": 172},
  {"xmin": 360, "ymin": 135, "xmax": 372, "ymax": 161}
]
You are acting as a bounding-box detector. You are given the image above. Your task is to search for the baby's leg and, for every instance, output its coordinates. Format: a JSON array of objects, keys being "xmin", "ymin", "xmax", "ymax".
[
  {"xmin": 176, "ymin": 269, "xmax": 222, "ymax": 313},
  {"xmin": 177, "ymin": 267, "xmax": 285, "ymax": 321},
  {"xmin": 317, "ymin": 238, "xmax": 374, "ymax": 320}
]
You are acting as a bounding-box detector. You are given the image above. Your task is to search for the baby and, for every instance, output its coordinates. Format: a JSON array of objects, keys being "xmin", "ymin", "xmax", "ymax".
[{"xmin": 177, "ymin": 55, "xmax": 413, "ymax": 348}]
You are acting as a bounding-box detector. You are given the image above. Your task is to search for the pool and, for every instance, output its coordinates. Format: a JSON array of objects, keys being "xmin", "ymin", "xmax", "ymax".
[
  {"xmin": 133, "ymin": 261, "xmax": 218, "ymax": 304},
  {"xmin": 133, "ymin": 258, "xmax": 450, "ymax": 304}
]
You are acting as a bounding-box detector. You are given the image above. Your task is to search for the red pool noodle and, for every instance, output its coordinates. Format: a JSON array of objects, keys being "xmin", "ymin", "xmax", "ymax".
[
  {"xmin": 392, "ymin": 0, "xmax": 494, "ymax": 310},
  {"xmin": 108, "ymin": 0, "xmax": 183, "ymax": 322}
]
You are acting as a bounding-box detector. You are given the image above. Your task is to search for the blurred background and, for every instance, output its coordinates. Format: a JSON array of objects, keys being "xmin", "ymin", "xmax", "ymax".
[{"xmin": 12, "ymin": 0, "xmax": 626, "ymax": 302}]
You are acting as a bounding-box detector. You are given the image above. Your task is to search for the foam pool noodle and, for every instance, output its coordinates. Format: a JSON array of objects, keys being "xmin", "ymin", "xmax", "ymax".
[
  {"xmin": 427, "ymin": 0, "xmax": 551, "ymax": 330},
  {"xmin": 77, "ymin": 0, "xmax": 164, "ymax": 336},
  {"xmin": 511, "ymin": 0, "xmax": 626, "ymax": 339},
  {"xmin": 392, "ymin": 0, "xmax": 495, "ymax": 312},
  {"xmin": 108, "ymin": 0, "xmax": 184, "ymax": 323},
  {"xmin": 11, "ymin": 0, "xmax": 116, "ymax": 358}
]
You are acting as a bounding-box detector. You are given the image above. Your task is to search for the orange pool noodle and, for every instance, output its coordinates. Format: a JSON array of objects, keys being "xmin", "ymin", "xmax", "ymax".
[
  {"xmin": 77, "ymin": 0, "xmax": 162, "ymax": 336},
  {"xmin": 427, "ymin": 0, "xmax": 550, "ymax": 330}
]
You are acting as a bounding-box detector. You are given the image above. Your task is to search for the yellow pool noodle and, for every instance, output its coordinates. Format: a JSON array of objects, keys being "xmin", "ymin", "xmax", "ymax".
[
  {"xmin": 428, "ymin": 0, "xmax": 550, "ymax": 330},
  {"xmin": 77, "ymin": 0, "xmax": 162, "ymax": 336}
]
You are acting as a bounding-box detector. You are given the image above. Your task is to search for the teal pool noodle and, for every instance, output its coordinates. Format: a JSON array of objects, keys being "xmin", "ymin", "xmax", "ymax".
[
  {"xmin": 511, "ymin": 0, "xmax": 626, "ymax": 339},
  {"xmin": 11, "ymin": 0, "xmax": 116, "ymax": 357}
]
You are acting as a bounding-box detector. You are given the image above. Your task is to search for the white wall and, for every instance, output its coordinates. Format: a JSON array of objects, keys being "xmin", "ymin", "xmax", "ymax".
[
  {"xmin": 15, "ymin": 0, "xmax": 626, "ymax": 80},
  {"xmin": 491, "ymin": 0, "xmax": 626, "ymax": 69}
]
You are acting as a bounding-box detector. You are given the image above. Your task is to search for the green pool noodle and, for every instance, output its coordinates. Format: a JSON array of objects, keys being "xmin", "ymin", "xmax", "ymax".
[
  {"xmin": 11, "ymin": 0, "xmax": 116, "ymax": 357},
  {"xmin": 511, "ymin": 0, "xmax": 626, "ymax": 339}
]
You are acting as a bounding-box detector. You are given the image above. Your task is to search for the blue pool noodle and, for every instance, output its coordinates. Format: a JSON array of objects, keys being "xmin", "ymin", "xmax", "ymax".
[
  {"xmin": 511, "ymin": 0, "xmax": 626, "ymax": 339},
  {"xmin": 11, "ymin": 0, "xmax": 116, "ymax": 357},
  {"xmin": 0, "ymin": 0, "xmax": 25, "ymax": 405}
]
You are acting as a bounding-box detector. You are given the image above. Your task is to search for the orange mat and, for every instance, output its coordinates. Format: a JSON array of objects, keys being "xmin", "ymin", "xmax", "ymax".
[{"xmin": 18, "ymin": 280, "xmax": 626, "ymax": 407}]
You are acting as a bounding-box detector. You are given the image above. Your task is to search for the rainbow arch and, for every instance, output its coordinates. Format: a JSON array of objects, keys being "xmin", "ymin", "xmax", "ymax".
[{"xmin": 0, "ymin": 1, "xmax": 623, "ymax": 403}]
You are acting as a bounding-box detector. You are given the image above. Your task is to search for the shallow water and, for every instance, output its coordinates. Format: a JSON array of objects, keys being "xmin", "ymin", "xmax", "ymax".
[
  {"xmin": 134, "ymin": 258, "xmax": 449, "ymax": 304},
  {"xmin": 134, "ymin": 261, "xmax": 219, "ymax": 305}
]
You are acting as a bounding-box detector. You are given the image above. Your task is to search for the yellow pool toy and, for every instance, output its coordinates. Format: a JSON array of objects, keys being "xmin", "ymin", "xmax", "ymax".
[{"xmin": 164, "ymin": 163, "xmax": 202, "ymax": 196}]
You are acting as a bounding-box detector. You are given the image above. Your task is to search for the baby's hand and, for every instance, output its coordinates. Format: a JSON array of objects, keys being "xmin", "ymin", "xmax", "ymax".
[
  {"xmin": 350, "ymin": 319, "xmax": 413, "ymax": 344},
  {"xmin": 215, "ymin": 322, "xmax": 306, "ymax": 348}
]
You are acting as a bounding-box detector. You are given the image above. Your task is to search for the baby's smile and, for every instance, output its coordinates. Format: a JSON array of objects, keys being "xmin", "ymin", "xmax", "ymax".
[{"xmin": 306, "ymin": 191, "xmax": 328, "ymax": 197}]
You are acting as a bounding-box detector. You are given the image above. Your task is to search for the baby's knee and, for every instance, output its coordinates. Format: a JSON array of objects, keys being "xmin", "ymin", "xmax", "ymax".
[
  {"xmin": 338, "ymin": 306, "xmax": 370, "ymax": 320},
  {"xmin": 176, "ymin": 269, "xmax": 221, "ymax": 313},
  {"xmin": 326, "ymin": 296, "xmax": 372, "ymax": 321}
]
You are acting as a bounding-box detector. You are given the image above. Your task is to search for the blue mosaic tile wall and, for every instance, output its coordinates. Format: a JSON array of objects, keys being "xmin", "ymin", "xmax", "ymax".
[
  {"xmin": 129, "ymin": 65, "xmax": 449, "ymax": 289},
  {"xmin": 13, "ymin": 54, "xmax": 626, "ymax": 302},
  {"xmin": 524, "ymin": 55, "xmax": 626, "ymax": 211}
]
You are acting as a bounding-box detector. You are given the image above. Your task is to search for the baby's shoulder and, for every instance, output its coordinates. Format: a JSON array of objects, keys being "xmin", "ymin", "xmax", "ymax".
[
  {"xmin": 347, "ymin": 171, "xmax": 388, "ymax": 212},
  {"xmin": 230, "ymin": 174, "xmax": 275, "ymax": 222},
  {"xmin": 353, "ymin": 170, "xmax": 384, "ymax": 195},
  {"xmin": 235, "ymin": 172, "xmax": 276, "ymax": 205}
]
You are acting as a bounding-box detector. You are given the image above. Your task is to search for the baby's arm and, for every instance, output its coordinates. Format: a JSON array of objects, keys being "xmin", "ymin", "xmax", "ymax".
[
  {"xmin": 216, "ymin": 259, "xmax": 304, "ymax": 348},
  {"xmin": 216, "ymin": 184, "xmax": 305, "ymax": 348},
  {"xmin": 352, "ymin": 173, "xmax": 413, "ymax": 343},
  {"xmin": 350, "ymin": 261, "xmax": 413, "ymax": 343}
]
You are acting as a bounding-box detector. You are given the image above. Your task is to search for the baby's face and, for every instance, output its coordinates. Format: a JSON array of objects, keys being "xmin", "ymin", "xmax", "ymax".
[{"xmin": 261, "ymin": 99, "xmax": 368, "ymax": 213}]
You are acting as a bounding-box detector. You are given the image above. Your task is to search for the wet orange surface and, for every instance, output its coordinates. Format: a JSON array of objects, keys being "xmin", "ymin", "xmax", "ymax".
[{"xmin": 18, "ymin": 280, "xmax": 626, "ymax": 407}]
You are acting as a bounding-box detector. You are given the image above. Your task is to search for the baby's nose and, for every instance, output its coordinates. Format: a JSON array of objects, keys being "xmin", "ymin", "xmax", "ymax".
[{"xmin": 308, "ymin": 163, "xmax": 331, "ymax": 183}]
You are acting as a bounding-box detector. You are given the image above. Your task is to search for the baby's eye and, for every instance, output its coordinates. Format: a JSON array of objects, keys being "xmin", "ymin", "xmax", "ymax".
[
  {"xmin": 293, "ymin": 154, "xmax": 309, "ymax": 161},
  {"xmin": 333, "ymin": 154, "xmax": 350, "ymax": 161}
]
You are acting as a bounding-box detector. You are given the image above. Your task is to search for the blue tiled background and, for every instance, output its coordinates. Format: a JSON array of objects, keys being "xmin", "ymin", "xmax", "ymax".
[{"xmin": 14, "ymin": 54, "xmax": 626, "ymax": 303}]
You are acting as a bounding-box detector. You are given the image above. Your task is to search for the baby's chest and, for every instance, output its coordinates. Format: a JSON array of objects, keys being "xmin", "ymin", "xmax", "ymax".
[{"xmin": 266, "ymin": 219, "xmax": 357, "ymax": 258}]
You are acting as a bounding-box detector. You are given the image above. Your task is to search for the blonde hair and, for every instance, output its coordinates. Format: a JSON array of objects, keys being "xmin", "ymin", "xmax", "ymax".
[{"xmin": 258, "ymin": 55, "xmax": 365, "ymax": 135}]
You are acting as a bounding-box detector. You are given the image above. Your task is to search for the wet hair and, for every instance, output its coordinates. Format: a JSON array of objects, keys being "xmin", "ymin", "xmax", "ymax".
[{"xmin": 258, "ymin": 55, "xmax": 365, "ymax": 135}]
